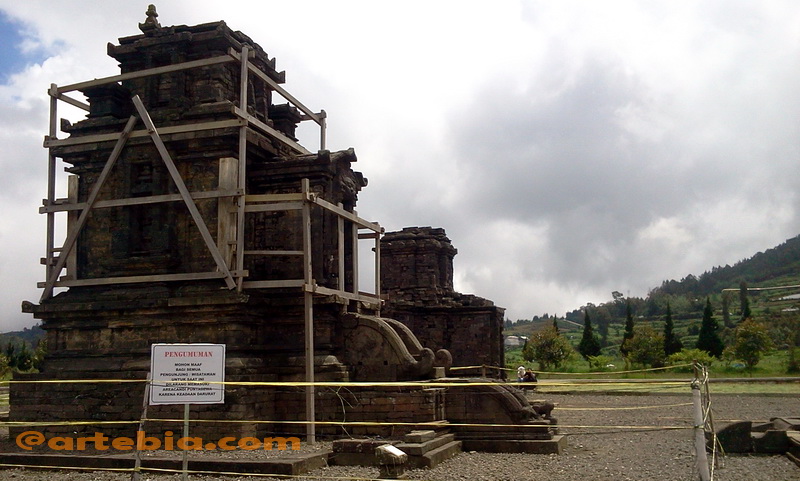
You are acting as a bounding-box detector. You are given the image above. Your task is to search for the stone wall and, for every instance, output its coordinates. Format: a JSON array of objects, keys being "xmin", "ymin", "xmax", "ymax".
[{"xmin": 11, "ymin": 373, "xmax": 445, "ymax": 440}]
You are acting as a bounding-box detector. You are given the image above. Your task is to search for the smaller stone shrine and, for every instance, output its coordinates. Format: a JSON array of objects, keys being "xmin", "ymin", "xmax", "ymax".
[{"xmin": 381, "ymin": 227, "xmax": 505, "ymax": 374}]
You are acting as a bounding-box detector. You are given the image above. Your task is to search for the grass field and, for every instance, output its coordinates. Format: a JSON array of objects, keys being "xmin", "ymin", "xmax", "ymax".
[
  {"xmin": 506, "ymin": 347, "xmax": 798, "ymax": 377},
  {"xmin": 505, "ymin": 345, "xmax": 800, "ymax": 394},
  {"xmin": 532, "ymin": 379, "xmax": 800, "ymax": 395}
]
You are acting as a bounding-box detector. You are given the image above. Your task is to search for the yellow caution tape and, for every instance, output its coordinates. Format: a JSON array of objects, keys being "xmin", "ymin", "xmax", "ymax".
[
  {"xmin": 0, "ymin": 463, "xmax": 133, "ymax": 473},
  {"xmin": 138, "ymin": 465, "xmax": 390, "ymax": 480},
  {"xmin": 0, "ymin": 420, "xmax": 140, "ymax": 427},
  {"xmin": 1, "ymin": 378, "xmax": 693, "ymax": 388},
  {"xmin": 557, "ymin": 402, "xmax": 693, "ymax": 411}
]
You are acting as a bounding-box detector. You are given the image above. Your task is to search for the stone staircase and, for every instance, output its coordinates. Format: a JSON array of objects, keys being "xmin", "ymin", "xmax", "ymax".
[
  {"xmin": 330, "ymin": 427, "xmax": 461, "ymax": 469},
  {"xmin": 395, "ymin": 429, "xmax": 462, "ymax": 468}
]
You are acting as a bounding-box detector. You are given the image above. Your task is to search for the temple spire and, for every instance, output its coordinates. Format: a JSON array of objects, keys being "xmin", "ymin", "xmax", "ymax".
[{"xmin": 139, "ymin": 4, "xmax": 161, "ymax": 33}]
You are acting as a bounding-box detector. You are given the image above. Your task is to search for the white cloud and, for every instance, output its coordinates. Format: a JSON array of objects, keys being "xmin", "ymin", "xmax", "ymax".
[{"xmin": 2, "ymin": 1, "xmax": 800, "ymax": 330}]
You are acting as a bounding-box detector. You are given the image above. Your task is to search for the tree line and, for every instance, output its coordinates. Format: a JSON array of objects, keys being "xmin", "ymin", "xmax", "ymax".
[
  {"xmin": 522, "ymin": 288, "xmax": 795, "ymax": 373},
  {"xmin": 0, "ymin": 337, "xmax": 46, "ymax": 376}
]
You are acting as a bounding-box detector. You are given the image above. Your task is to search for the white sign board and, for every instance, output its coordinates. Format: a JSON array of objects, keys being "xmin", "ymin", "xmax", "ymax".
[{"xmin": 150, "ymin": 343, "xmax": 225, "ymax": 405}]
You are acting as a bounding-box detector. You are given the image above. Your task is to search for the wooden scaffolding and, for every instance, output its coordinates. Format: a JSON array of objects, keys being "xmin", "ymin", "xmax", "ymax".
[{"xmin": 37, "ymin": 46, "xmax": 383, "ymax": 441}]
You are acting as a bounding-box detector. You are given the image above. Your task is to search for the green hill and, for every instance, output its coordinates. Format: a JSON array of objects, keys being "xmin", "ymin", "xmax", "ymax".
[
  {"xmin": 0, "ymin": 325, "xmax": 44, "ymax": 349},
  {"xmin": 653, "ymin": 234, "xmax": 800, "ymax": 298},
  {"xmin": 509, "ymin": 234, "xmax": 800, "ymax": 357}
]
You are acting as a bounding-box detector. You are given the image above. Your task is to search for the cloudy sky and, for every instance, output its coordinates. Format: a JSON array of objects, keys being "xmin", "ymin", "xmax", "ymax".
[{"xmin": 1, "ymin": 1, "xmax": 800, "ymax": 331}]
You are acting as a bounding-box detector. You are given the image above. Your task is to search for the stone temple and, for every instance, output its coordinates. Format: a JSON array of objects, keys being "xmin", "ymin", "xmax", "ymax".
[{"xmin": 12, "ymin": 7, "xmax": 562, "ymax": 457}]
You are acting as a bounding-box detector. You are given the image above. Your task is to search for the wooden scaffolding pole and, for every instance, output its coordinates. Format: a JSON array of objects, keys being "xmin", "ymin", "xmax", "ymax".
[
  {"xmin": 373, "ymin": 231, "xmax": 381, "ymax": 309},
  {"xmin": 351, "ymin": 211, "xmax": 359, "ymax": 296},
  {"xmin": 320, "ymin": 110, "xmax": 327, "ymax": 151},
  {"xmin": 43, "ymin": 84, "xmax": 58, "ymax": 294},
  {"xmin": 337, "ymin": 203, "xmax": 345, "ymax": 293},
  {"xmin": 235, "ymin": 45, "xmax": 250, "ymax": 291},
  {"xmin": 301, "ymin": 178, "xmax": 316, "ymax": 443}
]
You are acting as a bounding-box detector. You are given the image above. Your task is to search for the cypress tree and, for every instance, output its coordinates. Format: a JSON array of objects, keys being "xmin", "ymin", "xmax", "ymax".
[
  {"xmin": 697, "ymin": 297, "xmax": 724, "ymax": 358},
  {"xmin": 620, "ymin": 300, "xmax": 635, "ymax": 357},
  {"xmin": 552, "ymin": 316, "xmax": 559, "ymax": 334},
  {"xmin": 722, "ymin": 293, "xmax": 732, "ymax": 328},
  {"xmin": 578, "ymin": 311, "xmax": 601, "ymax": 360},
  {"xmin": 739, "ymin": 281, "xmax": 752, "ymax": 322},
  {"xmin": 663, "ymin": 302, "xmax": 683, "ymax": 356}
]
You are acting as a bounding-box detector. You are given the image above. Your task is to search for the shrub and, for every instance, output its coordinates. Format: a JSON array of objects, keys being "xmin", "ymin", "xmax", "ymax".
[
  {"xmin": 523, "ymin": 326, "xmax": 574, "ymax": 371},
  {"xmin": 0, "ymin": 354, "xmax": 9, "ymax": 378},
  {"xmin": 786, "ymin": 347, "xmax": 800, "ymax": 374},
  {"xmin": 587, "ymin": 355, "xmax": 616, "ymax": 372},
  {"xmin": 667, "ymin": 348, "xmax": 715, "ymax": 372},
  {"xmin": 626, "ymin": 325, "xmax": 666, "ymax": 368},
  {"xmin": 721, "ymin": 319, "xmax": 773, "ymax": 371}
]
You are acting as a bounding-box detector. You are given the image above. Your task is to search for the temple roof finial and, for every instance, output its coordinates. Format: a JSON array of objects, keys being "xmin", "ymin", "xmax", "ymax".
[{"xmin": 139, "ymin": 4, "xmax": 161, "ymax": 33}]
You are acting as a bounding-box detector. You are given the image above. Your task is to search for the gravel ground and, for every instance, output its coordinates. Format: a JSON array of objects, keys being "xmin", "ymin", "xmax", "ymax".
[{"xmin": 2, "ymin": 392, "xmax": 799, "ymax": 481}]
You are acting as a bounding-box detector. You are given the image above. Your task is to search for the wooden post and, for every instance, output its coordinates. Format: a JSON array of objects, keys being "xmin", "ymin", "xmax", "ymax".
[
  {"xmin": 337, "ymin": 203, "xmax": 345, "ymax": 293},
  {"xmin": 44, "ymin": 84, "xmax": 58, "ymax": 296},
  {"xmin": 235, "ymin": 46, "xmax": 250, "ymax": 291},
  {"xmin": 301, "ymin": 179, "xmax": 315, "ymax": 443},
  {"xmin": 351, "ymin": 211, "xmax": 359, "ymax": 296},
  {"xmin": 131, "ymin": 374, "xmax": 151, "ymax": 481},
  {"xmin": 217, "ymin": 158, "xmax": 238, "ymax": 268},
  {"xmin": 65, "ymin": 175, "xmax": 78, "ymax": 279},
  {"xmin": 373, "ymin": 231, "xmax": 381, "ymax": 307},
  {"xmin": 320, "ymin": 110, "xmax": 327, "ymax": 151},
  {"xmin": 692, "ymin": 379, "xmax": 711, "ymax": 481},
  {"xmin": 182, "ymin": 403, "xmax": 190, "ymax": 481}
]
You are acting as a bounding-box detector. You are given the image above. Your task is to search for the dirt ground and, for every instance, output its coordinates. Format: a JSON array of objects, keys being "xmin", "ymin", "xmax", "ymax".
[{"xmin": 1, "ymin": 392, "xmax": 798, "ymax": 480}]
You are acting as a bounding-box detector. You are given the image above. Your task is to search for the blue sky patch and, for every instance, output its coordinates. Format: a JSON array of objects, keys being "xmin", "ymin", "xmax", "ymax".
[{"xmin": 0, "ymin": 11, "xmax": 50, "ymax": 82}]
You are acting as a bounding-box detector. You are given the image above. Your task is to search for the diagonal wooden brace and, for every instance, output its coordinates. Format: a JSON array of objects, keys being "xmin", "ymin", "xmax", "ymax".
[
  {"xmin": 40, "ymin": 115, "xmax": 139, "ymax": 302},
  {"xmin": 131, "ymin": 95, "xmax": 236, "ymax": 289}
]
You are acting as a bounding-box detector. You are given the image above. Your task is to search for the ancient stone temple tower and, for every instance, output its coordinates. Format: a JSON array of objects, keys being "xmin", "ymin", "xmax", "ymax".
[
  {"xmin": 15, "ymin": 10, "xmax": 450, "ymax": 439},
  {"xmin": 13, "ymin": 9, "xmax": 562, "ymax": 454}
]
